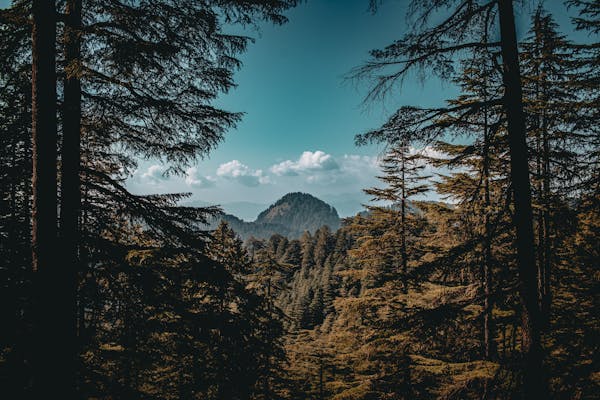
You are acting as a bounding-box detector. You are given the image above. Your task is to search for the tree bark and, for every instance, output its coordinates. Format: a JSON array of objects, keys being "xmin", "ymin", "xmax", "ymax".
[
  {"xmin": 482, "ymin": 94, "xmax": 496, "ymax": 360},
  {"xmin": 542, "ymin": 123, "xmax": 551, "ymax": 321},
  {"xmin": 31, "ymin": 0, "xmax": 61, "ymax": 396},
  {"xmin": 497, "ymin": 0, "xmax": 546, "ymax": 397},
  {"xmin": 540, "ymin": 68, "xmax": 551, "ymax": 324},
  {"xmin": 400, "ymin": 145, "xmax": 408, "ymax": 294},
  {"xmin": 59, "ymin": 0, "xmax": 82, "ymax": 393}
]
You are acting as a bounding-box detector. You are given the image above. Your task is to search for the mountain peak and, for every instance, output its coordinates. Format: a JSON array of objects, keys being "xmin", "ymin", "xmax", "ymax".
[
  {"xmin": 210, "ymin": 192, "xmax": 341, "ymax": 240},
  {"xmin": 256, "ymin": 192, "xmax": 340, "ymax": 233}
]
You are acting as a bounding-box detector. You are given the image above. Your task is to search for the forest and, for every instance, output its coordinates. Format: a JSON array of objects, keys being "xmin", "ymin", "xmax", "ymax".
[{"xmin": 0, "ymin": 0, "xmax": 598, "ymax": 399}]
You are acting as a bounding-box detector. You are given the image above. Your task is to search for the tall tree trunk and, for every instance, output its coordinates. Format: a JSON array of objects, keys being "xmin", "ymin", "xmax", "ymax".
[
  {"xmin": 497, "ymin": 0, "xmax": 546, "ymax": 397},
  {"xmin": 5, "ymin": 133, "xmax": 24, "ymax": 397},
  {"xmin": 482, "ymin": 96, "xmax": 495, "ymax": 360},
  {"xmin": 536, "ymin": 136, "xmax": 545, "ymax": 314},
  {"xmin": 59, "ymin": 0, "xmax": 82, "ymax": 393},
  {"xmin": 31, "ymin": 0, "xmax": 62, "ymax": 396},
  {"xmin": 540, "ymin": 68, "xmax": 551, "ymax": 323},
  {"xmin": 541, "ymin": 119, "xmax": 551, "ymax": 321},
  {"xmin": 400, "ymin": 146, "xmax": 407, "ymax": 294},
  {"xmin": 533, "ymin": 40, "xmax": 546, "ymax": 318}
]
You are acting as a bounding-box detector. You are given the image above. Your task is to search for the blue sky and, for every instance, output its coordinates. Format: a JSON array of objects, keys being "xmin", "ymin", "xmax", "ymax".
[
  {"xmin": 1, "ymin": 0, "xmax": 591, "ymax": 218},
  {"xmin": 129, "ymin": 0, "xmax": 459, "ymax": 217},
  {"xmin": 128, "ymin": 0, "xmax": 586, "ymax": 219}
]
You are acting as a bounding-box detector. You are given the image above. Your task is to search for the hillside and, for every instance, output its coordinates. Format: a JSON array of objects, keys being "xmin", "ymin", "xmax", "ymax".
[
  {"xmin": 256, "ymin": 193, "xmax": 340, "ymax": 232},
  {"xmin": 209, "ymin": 192, "xmax": 341, "ymax": 240}
]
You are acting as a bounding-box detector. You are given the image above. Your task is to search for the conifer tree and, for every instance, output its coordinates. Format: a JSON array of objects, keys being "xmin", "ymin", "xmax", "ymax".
[
  {"xmin": 2, "ymin": 0, "xmax": 300, "ymax": 396},
  {"xmin": 58, "ymin": 1, "xmax": 82, "ymax": 381},
  {"xmin": 353, "ymin": 1, "xmax": 547, "ymax": 395},
  {"xmin": 207, "ymin": 221, "xmax": 289, "ymax": 400},
  {"xmin": 363, "ymin": 142, "xmax": 429, "ymax": 293},
  {"xmin": 430, "ymin": 46, "xmax": 508, "ymax": 361},
  {"xmin": 60, "ymin": 4, "xmax": 298, "ymax": 387},
  {"xmin": 520, "ymin": 8, "xmax": 580, "ymax": 322},
  {"xmin": 247, "ymin": 245, "xmax": 292, "ymax": 400}
]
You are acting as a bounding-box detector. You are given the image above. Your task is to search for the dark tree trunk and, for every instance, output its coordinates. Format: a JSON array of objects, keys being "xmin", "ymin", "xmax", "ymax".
[
  {"xmin": 542, "ymin": 124, "xmax": 551, "ymax": 321},
  {"xmin": 400, "ymin": 146, "xmax": 407, "ymax": 294},
  {"xmin": 31, "ymin": 0, "xmax": 62, "ymax": 396},
  {"xmin": 5, "ymin": 133, "xmax": 25, "ymax": 397},
  {"xmin": 31, "ymin": 0, "xmax": 57, "ymax": 287},
  {"xmin": 536, "ymin": 133, "xmax": 545, "ymax": 314},
  {"xmin": 533, "ymin": 48, "xmax": 545, "ymax": 318},
  {"xmin": 497, "ymin": 0, "xmax": 547, "ymax": 397},
  {"xmin": 482, "ymin": 98, "xmax": 496, "ymax": 360},
  {"xmin": 59, "ymin": 0, "xmax": 82, "ymax": 393},
  {"xmin": 540, "ymin": 85, "xmax": 551, "ymax": 324}
]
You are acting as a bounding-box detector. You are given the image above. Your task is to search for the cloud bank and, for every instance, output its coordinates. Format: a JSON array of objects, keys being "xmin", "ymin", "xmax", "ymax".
[
  {"xmin": 185, "ymin": 167, "xmax": 216, "ymax": 188},
  {"xmin": 216, "ymin": 160, "xmax": 270, "ymax": 187},
  {"xmin": 126, "ymin": 147, "xmax": 447, "ymax": 217},
  {"xmin": 270, "ymin": 150, "xmax": 340, "ymax": 176},
  {"xmin": 140, "ymin": 164, "xmax": 168, "ymax": 185},
  {"xmin": 133, "ymin": 147, "xmax": 443, "ymax": 192}
]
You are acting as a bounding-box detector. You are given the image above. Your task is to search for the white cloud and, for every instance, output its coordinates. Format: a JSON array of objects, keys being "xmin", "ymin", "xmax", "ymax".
[
  {"xmin": 340, "ymin": 154, "xmax": 380, "ymax": 173},
  {"xmin": 266, "ymin": 151, "xmax": 381, "ymax": 186},
  {"xmin": 185, "ymin": 167, "xmax": 216, "ymax": 188},
  {"xmin": 297, "ymin": 150, "xmax": 339, "ymax": 171},
  {"xmin": 270, "ymin": 160, "xmax": 299, "ymax": 176},
  {"xmin": 270, "ymin": 150, "xmax": 339, "ymax": 176},
  {"xmin": 217, "ymin": 160, "xmax": 270, "ymax": 187},
  {"xmin": 140, "ymin": 164, "xmax": 168, "ymax": 184},
  {"xmin": 409, "ymin": 145, "xmax": 447, "ymax": 161}
]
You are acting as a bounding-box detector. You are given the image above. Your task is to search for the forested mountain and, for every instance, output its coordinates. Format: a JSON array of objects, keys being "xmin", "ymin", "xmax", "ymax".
[
  {"xmin": 256, "ymin": 193, "xmax": 341, "ymax": 233},
  {"xmin": 208, "ymin": 192, "xmax": 341, "ymax": 240},
  {"xmin": 245, "ymin": 196, "xmax": 597, "ymax": 399}
]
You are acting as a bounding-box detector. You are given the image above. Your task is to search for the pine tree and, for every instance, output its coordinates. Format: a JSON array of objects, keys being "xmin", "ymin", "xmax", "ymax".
[
  {"xmin": 430, "ymin": 47, "xmax": 508, "ymax": 361},
  {"xmin": 520, "ymin": 8, "xmax": 583, "ymax": 324},
  {"xmin": 207, "ymin": 221, "xmax": 288, "ymax": 400},
  {"xmin": 363, "ymin": 143, "xmax": 429, "ymax": 293},
  {"xmin": 58, "ymin": 1, "xmax": 82, "ymax": 384},
  {"xmin": 2, "ymin": 0, "xmax": 300, "ymax": 396},
  {"xmin": 247, "ymin": 245, "xmax": 292, "ymax": 400},
  {"xmin": 352, "ymin": 1, "xmax": 547, "ymax": 395}
]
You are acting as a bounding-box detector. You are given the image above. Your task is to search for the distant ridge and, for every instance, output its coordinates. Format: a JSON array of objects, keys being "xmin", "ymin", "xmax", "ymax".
[{"xmin": 208, "ymin": 192, "xmax": 341, "ymax": 240}]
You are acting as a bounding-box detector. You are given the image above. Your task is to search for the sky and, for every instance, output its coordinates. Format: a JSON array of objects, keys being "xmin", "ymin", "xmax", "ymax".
[
  {"xmin": 126, "ymin": 0, "xmax": 587, "ymax": 219},
  {"xmin": 129, "ymin": 0, "xmax": 460, "ymax": 218},
  {"xmin": 1, "ymin": 0, "xmax": 590, "ymax": 219}
]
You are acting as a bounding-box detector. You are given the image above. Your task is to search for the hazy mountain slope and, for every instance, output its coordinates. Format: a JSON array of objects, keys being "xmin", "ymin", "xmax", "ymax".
[
  {"xmin": 207, "ymin": 192, "xmax": 341, "ymax": 240},
  {"xmin": 256, "ymin": 192, "xmax": 340, "ymax": 233}
]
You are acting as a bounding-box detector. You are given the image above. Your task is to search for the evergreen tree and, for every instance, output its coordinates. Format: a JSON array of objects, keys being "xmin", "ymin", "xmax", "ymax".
[
  {"xmin": 1, "ymin": 0, "xmax": 300, "ymax": 396},
  {"xmin": 521, "ymin": 9, "xmax": 580, "ymax": 322},
  {"xmin": 352, "ymin": 1, "xmax": 548, "ymax": 394},
  {"xmin": 29, "ymin": 0, "xmax": 66, "ymax": 395},
  {"xmin": 363, "ymin": 143, "xmax": 429, "ymax": 293},
  {"xmin": 430, "ymin": 45, "xmax": 508, "ymax": 362},
  {"xmin": 248, "ymin": 245, "xmax": 293, "ymax": 400}
]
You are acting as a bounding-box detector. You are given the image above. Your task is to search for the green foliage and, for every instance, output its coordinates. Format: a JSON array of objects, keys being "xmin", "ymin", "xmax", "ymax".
[
  {"xmin": 265, "ymin": 5, "xmax": 598, "ymax": 399},
  {"xmin": 0, "ymin": 0, "xmax": 299, "ymax": 397}
]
